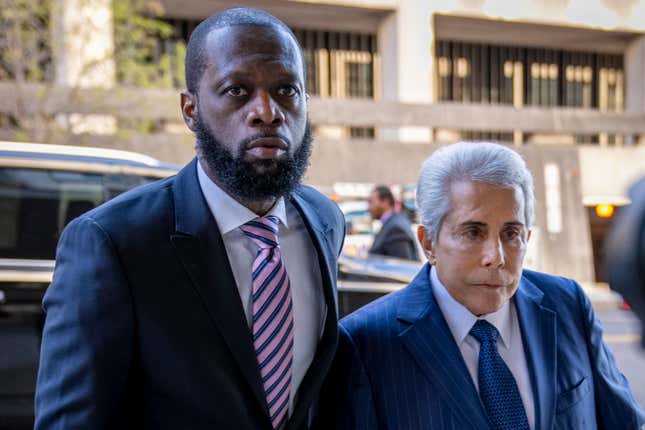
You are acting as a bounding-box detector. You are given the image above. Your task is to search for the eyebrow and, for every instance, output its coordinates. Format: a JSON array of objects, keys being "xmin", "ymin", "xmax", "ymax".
[
  {"xmin": 213, "ymin": 70, "xmax": 300, "ymax": 92},
  {"xmin": 459, "ymin": 221, "xmax": 487, "ymax": 228},
  {"xmin": 220, "ymin": 68, "xmax": 299, "ymax": 81},
  {"xmin": 213, "ymin": 71, "xmax": 252, "ymax": 89},
  {"xmin": 458, "ymin": 221, "xmax": 525, "ymax": 228}
]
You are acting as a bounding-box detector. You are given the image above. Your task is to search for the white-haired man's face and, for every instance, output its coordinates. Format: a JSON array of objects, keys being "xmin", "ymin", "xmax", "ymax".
[{"xmin": 418, "ymin": 180, "xmax": 531, "ymax": 316}]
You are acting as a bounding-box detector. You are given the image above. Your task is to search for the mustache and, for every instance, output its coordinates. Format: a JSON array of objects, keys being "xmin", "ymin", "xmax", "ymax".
[
  {"xmin": 193, "ymin": 110, "xmax": 313, "ymax": 201},
  {"xmin": 239, "ymin": 132, "xmax": 291, "ymax": 149}
]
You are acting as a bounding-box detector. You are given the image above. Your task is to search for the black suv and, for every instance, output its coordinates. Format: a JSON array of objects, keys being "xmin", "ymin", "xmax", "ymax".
[{"xmin": 0, "ymin": 141, "xmax": 178, "ymax": 428}]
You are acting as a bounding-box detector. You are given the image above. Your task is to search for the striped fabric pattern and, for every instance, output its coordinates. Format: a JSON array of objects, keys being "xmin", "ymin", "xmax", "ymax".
[
  {"xmin": 330, "ymin": 265, "xmax": 645, "ymax": 429},
  {"xmin": 240, "ymin": 216, "xmax": 293, "ymax": 430}
]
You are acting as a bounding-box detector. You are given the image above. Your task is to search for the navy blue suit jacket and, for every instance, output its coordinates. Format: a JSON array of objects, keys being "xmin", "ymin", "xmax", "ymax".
[
  {"xmin": 327, "ymin": 264, "xmax": 645, "ymax": 429},
  {"xmin": 369, "ymin": 213, "xmax": 418, "ymax": 261},
  {"xmin": 35, "ymin": 159, "xmax": 345, "ymax": 430}
]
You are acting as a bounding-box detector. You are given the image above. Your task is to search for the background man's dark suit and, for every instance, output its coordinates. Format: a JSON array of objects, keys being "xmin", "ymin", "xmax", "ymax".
[
  {"xmin": 34, "ymin": 159, "xmax": 345, "ymax": 429},
  {"xmin": 369, "ymin": 212, "xmax": 418, "ymax": 260},
  {"xmin": 608, "ymin": 177, "xmax": 645, "ymax": 346},
  {"xmin": 327, "ymin": 264, "xmax": 645, "ymax": 429}
]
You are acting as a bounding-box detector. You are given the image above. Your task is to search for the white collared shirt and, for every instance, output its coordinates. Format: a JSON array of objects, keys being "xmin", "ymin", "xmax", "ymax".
[
  {"xmin": 197, "ymin": 161, "xmax": 326, "ymax": 416},
  {"xmin": 431, "ymin": 266, "xmax": 535, "ymax": 429}
]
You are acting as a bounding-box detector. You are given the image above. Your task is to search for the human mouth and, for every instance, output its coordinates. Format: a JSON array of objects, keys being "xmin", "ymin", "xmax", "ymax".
[
  {"xmin": 476, "ymin": 284, "xmax": 504, "ymax": 289},
  {"xmin": 472, "ymin": 280, "xmax": 509, "ymax": 289},
  {"xmin": 245, "ymin": 136, "xmax": 288, "ymax": 159}
]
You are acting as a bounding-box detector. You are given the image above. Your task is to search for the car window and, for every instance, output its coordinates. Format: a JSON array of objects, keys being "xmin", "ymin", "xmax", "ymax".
[
  {"xmin": 0, "ymin": 167, "xmax": 157, "ymax": 259},
  {"xmin": 344, "ymin": 209, "xmax": 374, "ymax": 235}
]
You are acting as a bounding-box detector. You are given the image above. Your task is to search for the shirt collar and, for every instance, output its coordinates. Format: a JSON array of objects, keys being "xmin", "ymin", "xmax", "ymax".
[
  {"xmin": 430, "ymin": 265, "xmax": 512, "ymax": 349},
  {"xmin": 197, "ymin": 161, "xmax": 288, "ymax": 235},
  {"xmin": 380, "ymin": 210, "xmax": 394, "ymax": 224}
]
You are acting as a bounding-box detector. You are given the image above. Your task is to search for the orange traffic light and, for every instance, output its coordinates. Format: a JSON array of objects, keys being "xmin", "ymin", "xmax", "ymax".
[{"xmin": 595, "ymin": 203, "xmax": 615, "ymax": 218}]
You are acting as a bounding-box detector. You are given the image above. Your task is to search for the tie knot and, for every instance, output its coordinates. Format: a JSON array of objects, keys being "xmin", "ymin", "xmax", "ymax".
[
  {"xmin": 469, "ymin": 320, "xmax": 499, "ymax": 344},
  {"xmin": 240, "ymin": 216, "xmax": 280, "ymax": 249}
]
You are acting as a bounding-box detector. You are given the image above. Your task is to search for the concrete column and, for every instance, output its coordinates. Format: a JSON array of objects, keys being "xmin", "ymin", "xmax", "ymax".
[
  {"xmin": 52, "ymin": 0, "xmax": 116, "ymax": 134},
  {"xmin": 377, "ymin": 0, "xmax": 433, "ymax": 143},
  {"xmin": 624, "ymin": 35, "xmax": 645, "ymax": 145}
]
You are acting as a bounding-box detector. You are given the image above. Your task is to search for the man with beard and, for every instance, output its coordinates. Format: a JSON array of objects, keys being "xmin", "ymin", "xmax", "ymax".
[
  {"xmin": 324, "ymin": 142, "xmax": 644, "ymax": 429},
  {"xmin": 35, "ymin": 8, "xmax": 345, "ymax": 430},
  {"xmin": 367, "ymin": 185, "xmax": 418, "ymax": 261}
]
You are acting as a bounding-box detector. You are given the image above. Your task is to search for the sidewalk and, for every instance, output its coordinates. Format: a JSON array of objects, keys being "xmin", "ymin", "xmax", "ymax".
[{"xmin": 581, "ymin": 282, "xmax": 624, "ymax": 309}]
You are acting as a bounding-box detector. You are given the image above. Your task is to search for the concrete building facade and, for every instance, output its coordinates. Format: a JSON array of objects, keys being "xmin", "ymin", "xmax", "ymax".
[{"xmin": 33, "ymin": 0, "xmax": 645, "ymax": 282}]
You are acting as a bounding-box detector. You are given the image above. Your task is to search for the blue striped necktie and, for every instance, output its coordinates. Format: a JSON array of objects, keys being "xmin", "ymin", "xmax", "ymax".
[
  {"xmin": 240, "ymin": 215, "xmax": 293, "ymax": 430},
  {"xmin": 470, "ymin": 320, "xmax": 530, "ymax": 430}
]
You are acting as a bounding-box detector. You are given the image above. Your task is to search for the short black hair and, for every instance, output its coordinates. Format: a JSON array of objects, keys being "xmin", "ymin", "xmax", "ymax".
[
  {"xmin": 184, "ymin": 7, "xmax": 304, "ymax": 94},
  {"xmin": 373, "ymin": 185, "xmax": 395, "ymax": 207}
]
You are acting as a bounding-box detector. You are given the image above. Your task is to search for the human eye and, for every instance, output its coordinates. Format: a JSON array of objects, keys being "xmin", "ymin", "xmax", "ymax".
[
  {"xmin": 463, "ymin": 227, "xmax": 483, "ymax": 240},
  {"xmin": 502, "ymin": 228, "xmax": 521, "ymax": 241},
  {"xmin": 277, "ymin": 84, "xmax": 299, "ymax": 97},
  {"xmin": 223, "ymin": 85, "xmax": 248, "ymax": 97}
]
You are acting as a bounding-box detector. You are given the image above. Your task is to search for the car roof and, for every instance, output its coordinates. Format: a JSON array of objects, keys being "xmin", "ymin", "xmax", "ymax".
[
  {"xmin": 338, "ymin": 200, "xmax": 368, "ymax": 213},
  {"xmin": 0, "ymin": 141, "xmax": 181, "ymax": 177}
]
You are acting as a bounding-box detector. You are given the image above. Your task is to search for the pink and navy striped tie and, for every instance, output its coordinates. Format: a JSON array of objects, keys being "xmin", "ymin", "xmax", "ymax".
[{"xmin": 240, "ymin": 216, "xmax": 293, "ymax": 430}]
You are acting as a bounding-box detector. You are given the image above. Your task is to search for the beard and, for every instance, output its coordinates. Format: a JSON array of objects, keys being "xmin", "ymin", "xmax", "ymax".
[{"xmin": 194, "ymin": 112, "xmax": 313, "ymax": 201}]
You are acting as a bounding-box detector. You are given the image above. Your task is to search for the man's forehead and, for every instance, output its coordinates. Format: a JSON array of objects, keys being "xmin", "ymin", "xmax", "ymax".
[
  {"xmin": 204, "ymin": 24, "xmax": 302, "ymax": 65},
  {"xmin": 446, "ymin": 180, "xmax": 526, "ymax": 223},
  {"xmin": 449, "ymin": 180, "xmax": 523, "ymax": 201}
]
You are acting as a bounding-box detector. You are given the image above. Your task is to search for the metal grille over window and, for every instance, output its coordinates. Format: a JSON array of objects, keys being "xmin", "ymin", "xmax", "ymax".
[
  {"xmin": 294, "ymin": 28, "xmax": 378, "ymax": 140},
  {"xmin": 435, "ymin": 40, "xmax": 624, "ymax": 145}
]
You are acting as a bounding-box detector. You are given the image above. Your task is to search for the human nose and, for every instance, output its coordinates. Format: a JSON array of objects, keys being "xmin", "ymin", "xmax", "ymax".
[
  {"xmin": 481, "ymin": 237, "xmax": 505, "ymax": 268},
  {"xmin": 245, "ymin": 90, "xmax": 285, "ymax": 127}
]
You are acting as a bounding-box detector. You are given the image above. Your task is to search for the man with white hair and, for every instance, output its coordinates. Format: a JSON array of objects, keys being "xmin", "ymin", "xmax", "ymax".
[{"xmin": 325, "ymin": 142, "xmax": 645, "ymax": 429}]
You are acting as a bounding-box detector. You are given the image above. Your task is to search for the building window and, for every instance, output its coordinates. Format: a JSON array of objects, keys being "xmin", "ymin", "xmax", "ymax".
[
  {"xmin": 435, "ymin": 40, "xmax": 624, "ymax": 144},
  {"xmin": 294, "ymin": 28, "xmax": 377, "ymax": 99},
  {"xmin": 294, "ymin": 28, "xmax": 377, "ymax": 139}
]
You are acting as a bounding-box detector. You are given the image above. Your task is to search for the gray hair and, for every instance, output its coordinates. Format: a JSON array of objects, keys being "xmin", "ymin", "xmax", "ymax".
[{"xmin": 416, "ymin": 141, "xmax": 535, "ymax": 243}]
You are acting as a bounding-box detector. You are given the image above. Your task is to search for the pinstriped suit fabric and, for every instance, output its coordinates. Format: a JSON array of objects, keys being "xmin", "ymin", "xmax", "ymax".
[
  {"xmin": 325, "ymin": 265, "xmax": 645, "ymax": 430},
  {"xmin": 330, "ymin": 295, "xmax": 484, "ymax": 429}
]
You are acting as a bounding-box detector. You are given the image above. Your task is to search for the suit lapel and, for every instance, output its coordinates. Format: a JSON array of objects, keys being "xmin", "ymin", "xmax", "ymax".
[
  {"xmin": 515, "ymin": 276, "xmax": 557, "ymax": 430},
  {"xmin": 371, "ymin": 218, "xmax": 388, "ymax": 249},
  {"xmin": 286, "ymin": 189, "xmax": 339, "ymax": 429},
  {"xmin": 397, "ymin": 265, "xmax": 490, "ymax": 430},
  {"xmin": 169, "ymin": 158, "xmax": 269, "ymax": 416}
]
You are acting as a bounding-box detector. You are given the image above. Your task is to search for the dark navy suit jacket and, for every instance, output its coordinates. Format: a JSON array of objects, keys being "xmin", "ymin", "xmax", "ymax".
[
  {"xmin": 369, "ymin": 213, "xmax": 418, "ymax": 261},
  {"xmin": 326, "ymin": 264, "xmax": 645, "ymax": 429},
  {"xmin": 35, "ymin": 159, "xmax": 345, "ymax": 430}
]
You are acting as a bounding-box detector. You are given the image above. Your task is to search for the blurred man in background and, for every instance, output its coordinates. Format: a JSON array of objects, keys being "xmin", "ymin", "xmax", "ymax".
[
  {"xmin": 607, "ymin": 177, "xmax": 645, "ymax": 349},
  {"xmin": 367, "ymin": 185, "xmax": 418, "ymax": 260}
]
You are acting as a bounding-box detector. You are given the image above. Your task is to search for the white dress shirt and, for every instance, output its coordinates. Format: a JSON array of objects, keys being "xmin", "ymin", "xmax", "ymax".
[
  {"xmin": 430, "ymin": 266, "xmax": 535, "ymax": 429},
  {"xmin": 197, "ymin": 162, "xmax": 326, "ymax": 416}
]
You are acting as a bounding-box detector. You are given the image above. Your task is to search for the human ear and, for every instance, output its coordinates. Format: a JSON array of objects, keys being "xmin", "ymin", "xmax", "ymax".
[
  {"xmin": 180, "ymin": 90, "xmax": 198, "ymax": 132},
  {"xmin": 417, "ymin": 225, "xmax": 436, "ymax": 264}
]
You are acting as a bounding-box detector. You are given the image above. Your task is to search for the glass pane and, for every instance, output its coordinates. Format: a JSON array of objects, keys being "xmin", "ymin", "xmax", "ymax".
[{"xmin": 0, "ymin": 168, "xmax": 157, "ymax": 259}]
